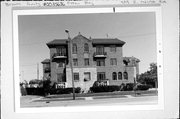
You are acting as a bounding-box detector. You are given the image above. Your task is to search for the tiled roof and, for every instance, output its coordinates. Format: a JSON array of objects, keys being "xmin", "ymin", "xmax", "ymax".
[
  {"xmin": 41, "ymin": 59, "xmax": 50, "ymax": 64},
  {"xmin": 92, "ymin": 38, "xmax": 125, "ymax": 45},
  {"xmin": 123, "ymin": 57, "xmax": 140, "ymax": 62},
  {"xmin": 46, "ymin": 34, "xmax": 125, "ymax": 47},
  {"xmin": 46, "ymin": 39, "xmax": 68, "ymax": 47},
  {"xmin": 73, "ymin": 33, "xmax": 91, "ymax": 41}
]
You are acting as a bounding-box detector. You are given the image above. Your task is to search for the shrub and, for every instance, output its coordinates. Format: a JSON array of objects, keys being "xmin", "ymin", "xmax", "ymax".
[
  {"xmin": 20, "ymin": 86, "xmax": 27, "ymax": 96},
  {"xmin": 50, "ymin": 87, "xmax": 81, "ymax": 94},
  {"xmin": 43, "ymin": 80, "xmax": 51, "ymax": 94},
  {"xmin": 120, "ymin": 83, "xmax": 135, "ymax": 91},
  {"xmin": 135, "ymin": 84, "xmax": 151, "ymax": 91},
  {"xmin": 90, "ymin": 85, "xmax": 120, "ymax": 93},
  {"xmin": 26, "ymin": 88, "xmax": 44, "ymax": 96}
]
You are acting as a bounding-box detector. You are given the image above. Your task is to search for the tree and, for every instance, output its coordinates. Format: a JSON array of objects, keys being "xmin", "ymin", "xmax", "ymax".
[
  {"xmin": 29, "ymin": 79, "xmax": 43, "ymax": 88},
  {"xmin": 137, "ymin": 63, "xmax": 157, "ymax": 88},
  {"xmin": 43, "ymin": 79, "xmax": 52, "ymax": 96}
]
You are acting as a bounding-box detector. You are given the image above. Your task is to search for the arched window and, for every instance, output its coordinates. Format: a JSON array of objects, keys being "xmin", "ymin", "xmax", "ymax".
[
  {"xmin": 118, "ymin": 72, "xmax": 122, "ymax": 80},
  {"xmin": 112, "ymin": 72, "xmax": 117, "ymax": 80},
  {"xmin": 123, "ymin": 72, "xmax": 128, "ymax": 80},
  {"xmin": 72, "ymin": 43, "xmax": 77, "ymax": 54},
  {"xmin": 84, "ymin": 43, "xmax": 89, "ymax": 53}
]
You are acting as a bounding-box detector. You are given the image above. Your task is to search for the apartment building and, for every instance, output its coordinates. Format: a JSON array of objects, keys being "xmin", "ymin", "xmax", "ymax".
[{"xmin": 41, "ymin": 33, "xmax": 140, "ymax": 92}]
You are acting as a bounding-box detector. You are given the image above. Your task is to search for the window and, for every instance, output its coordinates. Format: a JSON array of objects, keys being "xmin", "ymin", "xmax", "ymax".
[
  {"xmin": 112, "ymin": 72, "xmax": 117, "ymax": 80},
  {"xmin": 45, "ymin": 63, "xmax": 50, "ymax": 68},
  {"xmin": 57, "ymin": 47, "xmax": 66, "ymax": 56},
  {"xmin": 72, "ymin": 43, "xmax": 77, "ymax": 54},
  {"xmin": 73, "ymin": 59, "xmax": 78, "ymax": 66},
  {"xmin": 110, "ymin": 58, "xmax": 117, "ymax": 65},
  {"xmin": 84, "ymin": 58, "xmax": 90, "ymax": 66},
  {"xmin": 84, "ymin": 72, "xmax": 91, "ymax": 81},
  {"xmin": 96, "ymin": 59, "xmax": 105, "ymax": 66},
  {"xmin": 44, "ymin": 64, "xmax": 50, "ymax": 73},
  {"xmin": 84, "ymin": 43, "xmax": 89, "ymax": 53},
  {"xmin": 73, "ymin": 73, "xmax": 79, "ymax": 81},
  {"xmin": 57, "ymin": 62, "xmax": 64, "ymax": 67},
  {"xmin": 96, "ymin": 46, "xmax": 104, "ymax": 55},
  {"xmin": 97, "ymin": 72, "xmax": 106, "ymax": 80},
  {"xmin": 110, "ymin": 45, "xmax": 116, "ymax": 52},
  {"xmin": 123, "ymin": 72, "xmax": 128, "ymax": 80},
  {"xmin": 118, "ymin": 72, "xmax": 122, "ymax": 80},
  {"xmin": 57, "ymin": 73, "xmax": 63, "ymax": 82}
]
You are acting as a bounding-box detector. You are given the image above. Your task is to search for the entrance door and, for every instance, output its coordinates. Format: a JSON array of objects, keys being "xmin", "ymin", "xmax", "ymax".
[{"xmin": 97, "ymin": 72, "xmax": 106, "ymax": 81}]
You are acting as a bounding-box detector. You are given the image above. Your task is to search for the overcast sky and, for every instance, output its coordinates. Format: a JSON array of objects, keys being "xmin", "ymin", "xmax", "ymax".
[{"xmin": 18, "ymin": 12, "xmax": 156, "ymax": 82}]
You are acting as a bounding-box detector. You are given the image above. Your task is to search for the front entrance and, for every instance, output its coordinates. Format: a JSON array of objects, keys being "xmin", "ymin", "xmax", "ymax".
[{"xmin": 97, "ymin": 72, "xmax": 106, "ymax": 80}]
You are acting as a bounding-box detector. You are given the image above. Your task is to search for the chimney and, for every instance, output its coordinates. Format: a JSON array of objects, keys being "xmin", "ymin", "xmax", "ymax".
[{"xmin": 78, "ymin": 32, "xmax": 81, "ymax": 35}]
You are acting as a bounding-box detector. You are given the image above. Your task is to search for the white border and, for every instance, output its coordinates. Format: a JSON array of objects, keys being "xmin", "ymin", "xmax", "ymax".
[{"xmin": 13, "ymin": 7, "xmax": 164, "ymax": 113}]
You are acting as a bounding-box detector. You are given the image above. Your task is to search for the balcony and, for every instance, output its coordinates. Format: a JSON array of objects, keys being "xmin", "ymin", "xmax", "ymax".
[
  {"xmin": 95, "ymin": 80, "xmax": 109, "ymax": 86},
  {"xmin": 53, "ymin": 53, "xmax": 67, "ymax": 59},
  {"xmin": 55, "ymin": 82, "xmax": 67, "ymax": 89},
  {"xmin": 93, "ymin": 52, "xmax": 107, "ymax": 58},
  {"xmin": 44, "ymin": 67, "xmax": 50, "ymax": 73}
]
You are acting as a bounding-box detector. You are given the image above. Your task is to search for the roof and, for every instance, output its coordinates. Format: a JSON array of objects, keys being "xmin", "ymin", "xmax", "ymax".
[
  {"xmin": 73, "ymin": 33, "xmax": 91, "ymax": 41},
  {"xmin": 41, "ymin": 59, "xmax": 50, "ymax": 64},
  {"xmin": 46, "ymin": 34, "xmax": 125, "ymax": 47},
  {"xmin": 46, "ymin": 39, "xmax": 68, "ymax": 47},
  {"xmin": 123, "ymin": 57, "xmax": 140, "ymax": 62},
  {"xmin": 92, "ymin": 38, "xmax": 125, "ymax": 45}
]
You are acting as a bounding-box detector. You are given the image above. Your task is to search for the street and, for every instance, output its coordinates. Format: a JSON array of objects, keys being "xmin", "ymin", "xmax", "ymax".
[{"xmin": 21, "ymin": 93, "xmax": 158, "ymax": 108}]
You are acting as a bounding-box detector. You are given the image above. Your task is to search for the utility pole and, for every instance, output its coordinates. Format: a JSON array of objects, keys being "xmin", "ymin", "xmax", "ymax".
[
  {"xmin": 134, "ymin": 66, "xmax": 137, "ymax": 97},
  {"xmin": 37, "ymin": 63, "xmax": 39, "ymax": 80},
  {"xmin": 65, "ymin": 29, "xmax": 75, "ymax": 100},
  {"xmin": 21, "ymin": 71, "xmax": 24, "ymax": 82},
  {"xmin": 106, "ymin": 33, "xmax": 108, "ymax": 38}
]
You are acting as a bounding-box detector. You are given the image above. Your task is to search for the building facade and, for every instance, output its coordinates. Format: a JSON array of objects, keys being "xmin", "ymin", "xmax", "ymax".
[{"xmin": 41, "ymin": 33, "xmax": 140, "ymax": 92}]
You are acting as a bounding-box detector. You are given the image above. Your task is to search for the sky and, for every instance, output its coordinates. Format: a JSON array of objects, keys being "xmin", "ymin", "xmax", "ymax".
[{"xmin": 18, "ymin": 12, "xmax": 156, "ymax": 82}]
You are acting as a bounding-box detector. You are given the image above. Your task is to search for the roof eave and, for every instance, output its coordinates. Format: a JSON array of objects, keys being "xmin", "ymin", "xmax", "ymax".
[{"xmin": 41, "ymin": 59, "xmax": 50, "ymax": 64}]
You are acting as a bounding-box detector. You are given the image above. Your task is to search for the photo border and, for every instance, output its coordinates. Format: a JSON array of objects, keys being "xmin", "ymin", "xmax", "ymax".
[{"xmin": 12, "ymin": 7, "xmax": 163, "ymax": 113}]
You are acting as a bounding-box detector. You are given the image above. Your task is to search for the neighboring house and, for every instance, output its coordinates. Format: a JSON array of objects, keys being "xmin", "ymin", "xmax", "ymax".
[{"xmin": 41, "ymin": 33, "xmax": 140, "ymax": 92}]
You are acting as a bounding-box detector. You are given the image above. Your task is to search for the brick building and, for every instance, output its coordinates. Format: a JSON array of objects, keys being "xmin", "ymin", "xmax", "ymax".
[{"xmin": 41, "ymin": 33, "xmax": 140, "ymax": 92}]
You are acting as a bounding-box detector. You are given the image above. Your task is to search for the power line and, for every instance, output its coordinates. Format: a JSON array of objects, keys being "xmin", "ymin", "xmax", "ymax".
[{"xmin": 37, "ymin": 63, "xmax": 39, "ymax": 80}]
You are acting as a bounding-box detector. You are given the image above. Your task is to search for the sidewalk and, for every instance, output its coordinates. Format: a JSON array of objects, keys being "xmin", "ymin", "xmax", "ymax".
[
  {"xmin": 45, "ymin": 90, "xmax": 157, "ymax": 99},
  {"xmin": 24, "ymin": 90, "xmax": 157, "ymax": 103},
  {"xmin": 20, "ymin": 94, "xmax": 158, "ymax": 108}
]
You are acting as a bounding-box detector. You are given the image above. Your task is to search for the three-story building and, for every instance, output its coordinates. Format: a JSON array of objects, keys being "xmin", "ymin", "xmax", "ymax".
[{"xmin": 41, "ymin": 33, "xmax": 140, "ymax": 92}]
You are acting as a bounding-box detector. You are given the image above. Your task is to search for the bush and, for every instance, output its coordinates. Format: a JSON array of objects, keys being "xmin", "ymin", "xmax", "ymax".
[
  {"xmin": 43, "ymin": 80, "xmax": 51, "ymax": 95},
  {"xmin": 20, "ymin": 86, "xmax": 27, "ymax": 96},
  {"xmin": 26, "ymin": 88, "xmax": 45, "ymax": 96},
  {"xmin": 90, "ymin": 85, "xmax": 120, "ymax": 93},
  {"xmin": 120, "ymin": 83, "xmax": 135, "ymax": 91},
  {"xmin": 135, "ymin": 84, "xmax": 151, "ymax": 91},
  {"xmin": 50, "ymin": 87, "xmax": 81, "ymax": 95},
  {"xmin": 25, "ymin": 87, "xmax": 81, "ymax": 95}
]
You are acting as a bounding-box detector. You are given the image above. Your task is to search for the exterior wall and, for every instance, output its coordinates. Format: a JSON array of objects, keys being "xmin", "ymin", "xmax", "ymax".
[
  {"xmin": 42, "ymin": 63, "xmax": 50, "ymax": 80},
  {"xmin": 135, "ymin": 63, "xmax": 139, "ymax": 75},
  {"xmin": 50, "ymin": 47, "xmax": 57, "ymax": 83},
  {"xmin": 46, "ymin": 35, "xmax": 140, "ymax": 91},
  {"xmin": 124, "ymin": 66, "xmax": 137, "ymax": 83},
  {"xmin": 66, "ymin": 67, "xmax": 97, "ymax": 92},
  {"xmin": 49, "ymin": 46, "xmax": 68, "ymax": 83},
  {"xmin": 93, "ymin": 46, "xmax": 125, "ymax": 85},
  {"xmin": 70, "ymin": 35, "xmax": 94, "ymax": 68}
]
